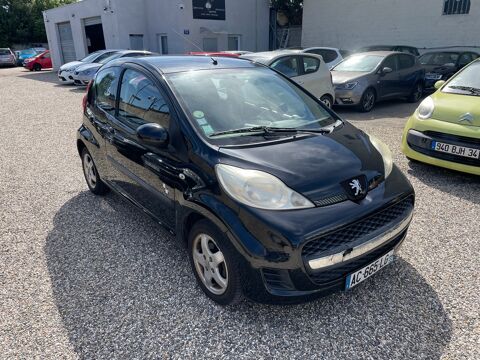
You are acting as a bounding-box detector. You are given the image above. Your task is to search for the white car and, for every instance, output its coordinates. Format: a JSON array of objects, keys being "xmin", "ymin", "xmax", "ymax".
[
  {"xmin": 57, "ymin": 50, "xmax": 119, "ymax": 84},
  {"xmin": 241, "ymin": 50, "xmax": 335, "ymax": 107},
  {"xmin": 288, "ymin": 47, "xmax": 351, "ymax": 70}
]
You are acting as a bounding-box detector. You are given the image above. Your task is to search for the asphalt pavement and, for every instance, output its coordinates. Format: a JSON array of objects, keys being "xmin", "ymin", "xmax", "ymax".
[{"xmin": 0, "ymin": 67, "xmax": 478, "ymax": 359}]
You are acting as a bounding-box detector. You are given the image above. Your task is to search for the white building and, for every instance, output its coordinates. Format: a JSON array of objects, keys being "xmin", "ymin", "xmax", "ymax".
[
  {"xmin": 43, "ymin": 0, "xmax": 269, "ymax": 69},
  {"xmin": 302, "ymin": 0, "xmax": 480, "ymax": 52}
]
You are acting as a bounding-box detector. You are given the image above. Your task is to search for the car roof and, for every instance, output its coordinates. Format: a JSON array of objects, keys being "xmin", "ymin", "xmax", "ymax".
[
  {"xmin": 351, "ymin": 50, "xmax": 405, "ymax": 57},
  {"xmin": 240, "ymin": 50, "xmax": 322, "ymax": 64},
  {"xmin": 106, "ymin": 55, "xmax": 258, "ymax": 74}
]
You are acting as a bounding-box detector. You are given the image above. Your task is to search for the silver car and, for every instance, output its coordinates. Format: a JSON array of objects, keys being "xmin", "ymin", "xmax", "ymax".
[
  {"xmin": 332, "ymin": 51, "xmax": 425, "ymax": 112},
  {"xmin": 0, "ymin": 48, "xmax": 16, "ymax": 67}
]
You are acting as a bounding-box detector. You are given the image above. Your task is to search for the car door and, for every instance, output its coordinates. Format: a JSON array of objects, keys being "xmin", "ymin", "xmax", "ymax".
[
  {"xmin": 41, "ymin": 52, "xmax": 52, "ymax": 68},
  {"xmin": 396, "ymin": 54, "xmax": 417, "ymax": 95},
  {"xmin": 295, "ymin": 55, "xmax": 331, "ymax": 99},
  {"xmin": 377, "ymin": 54, "xmax": 401, "ymax": 99},
  {"xmin": 104, "ymin": 66, "xmax": 177, "ymax": 229}
]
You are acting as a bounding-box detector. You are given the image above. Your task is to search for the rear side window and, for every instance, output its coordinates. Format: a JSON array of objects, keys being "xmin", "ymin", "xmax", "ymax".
[
  {"xmin": 95, "ymin": 67, "xmax": 120, "ymax": 115},
  {"xmin": 308, "ymin": 49, "xmax": 338, "ymax": 63},
  {"xmin": 302, "ymin": 56, "xmax": 320, "ymax": 74},
  {"xmin": 398, "ymin": 54, "xmax": 415, "ymax": 69},
  {"xmin": 458, "ymin": 53, "xmax": 475, "ymax": 67},
  {"xmin": 118, "ymin": 69, "xmax": 170, "ymax": 129},
  {"xmin": 270, "ymin": 56, "xmax": 300, "ymax": 78}
]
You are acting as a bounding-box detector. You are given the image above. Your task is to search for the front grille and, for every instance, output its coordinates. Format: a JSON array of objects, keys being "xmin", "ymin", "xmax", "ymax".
[
  {"xmin": 308, "ymin": 230, "xmax": 406, "ymax": 285},
  {"xmin": 302, "ymin": 196, "xmax": 414, "ymax": 258}
]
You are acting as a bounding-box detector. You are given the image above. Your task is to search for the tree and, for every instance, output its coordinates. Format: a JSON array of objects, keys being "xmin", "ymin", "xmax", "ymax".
[
  {"xmin": 0, "ymin": 0, "xmax": 77, "ymax": 47},
  {"xmin": 270, "ymin": 0, "xmax": 303, "ymax": 26}
]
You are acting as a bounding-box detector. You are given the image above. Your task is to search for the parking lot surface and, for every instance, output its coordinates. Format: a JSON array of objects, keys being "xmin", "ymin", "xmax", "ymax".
[{"xmin": 0, "ymin": 67, "xmax": 479, "ymax": 359}]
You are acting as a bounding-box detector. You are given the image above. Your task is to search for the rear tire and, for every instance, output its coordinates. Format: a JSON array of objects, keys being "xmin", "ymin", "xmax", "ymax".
[
  {"xmin": 407, "ymin": 82, "xmax": 423, "ymax": 103},
  {"xmin": 81, "ymin": 147, "xmax": 109, "ymax": 195},
  {"xmin": 188, "ymin": 220, "xmax": 243, "ymax": 306},
  {"xmin": 358, "ymin": 88, "xmax": 376, "ymax": 112}
]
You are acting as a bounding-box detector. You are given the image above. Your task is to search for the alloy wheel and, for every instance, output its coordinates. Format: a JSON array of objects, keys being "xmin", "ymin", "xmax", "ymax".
[
  {"xmin": 83, "ymin": 153, "xmax": 97, "ymax": 188},
  {"xmin": 363, "ymin": 90, "xmax": 375, "ymax": 111},
  {"xmin": 192, "ymin": 233, "xmax": 228, "ymax": 295}
]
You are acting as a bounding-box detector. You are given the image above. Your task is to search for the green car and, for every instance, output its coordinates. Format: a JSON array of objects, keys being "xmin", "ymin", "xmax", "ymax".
[{"xmin": 402, "ymin": 59, "xmax": 480, "ymax": 175}]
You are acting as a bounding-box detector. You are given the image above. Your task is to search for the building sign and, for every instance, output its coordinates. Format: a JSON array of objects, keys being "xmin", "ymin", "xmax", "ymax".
[{"xmin": 192, "ymin": 0, "xmax": 226, "ymax": 20}]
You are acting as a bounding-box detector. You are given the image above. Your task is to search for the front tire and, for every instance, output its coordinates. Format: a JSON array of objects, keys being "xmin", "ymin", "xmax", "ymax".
[
  {"xmin": 188, "ymin": 220, "xmax": 243, "ymax": 305},
  {"xmin": 81, "ymin": 147, "xmax": 109, "ymax": 195},
  {"xmin": 33, "ymin": 63, "xmax": 41, "ymax": 71},
  {"xmin": 358, "ymin": 88, "xmax": 376, "ymax": 112},
  {"xmin": 407, "ymin": 82, "xmax": 423, "ymax": 103},
  {"xmin": 320, "ymin": 95, "xmax": 333, "ymax": 109}
]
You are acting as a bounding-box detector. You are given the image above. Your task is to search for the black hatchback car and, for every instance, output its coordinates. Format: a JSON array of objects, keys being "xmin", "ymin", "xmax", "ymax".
[{"xmin": 78, "ymin": 56, "xmax": 415, "ymax": 305}]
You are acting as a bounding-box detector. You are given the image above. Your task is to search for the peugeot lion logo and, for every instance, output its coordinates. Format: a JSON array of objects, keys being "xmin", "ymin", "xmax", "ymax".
[
  {"xmin": 459, "ymin": 113, "xmax": 474, "ymax": 124},
  {"xmin": 349, "ymin": 179, "xmax": 363, "ymax": 196}
]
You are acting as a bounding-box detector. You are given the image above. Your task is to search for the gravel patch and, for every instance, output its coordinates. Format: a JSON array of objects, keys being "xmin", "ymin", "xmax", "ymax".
[{"xmin": 0, "ymin": 68, "xmax": 478, "ymax": 359}]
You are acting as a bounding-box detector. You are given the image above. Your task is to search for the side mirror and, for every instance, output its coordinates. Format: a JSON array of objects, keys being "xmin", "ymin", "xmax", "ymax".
[
  {"xmin": 434, "ymin": 80, "xmax": 446, "ymax": 90},
  {"xmin": 136, "ymin": 123, "xmax": 168, "ymax": 147},
  {"xmin": 381, "ymin": 67, "xmax": 393, "ymax": 74}
]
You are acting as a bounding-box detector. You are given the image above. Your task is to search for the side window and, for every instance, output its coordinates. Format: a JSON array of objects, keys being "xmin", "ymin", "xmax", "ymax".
[
  {"xmin": 302, "ymin": 56, "xmax": 320, "ymax": 74},
  {"xmin": 309, "ymin": 49, "xmax": 338, "ymax": 63},
  {"xmin": 118, "ymin": 69, "xmax": 170, "ymax": 129},
  {"xmin": 398, "ymin": 54, "xmax": 415, "ymax": 70},
  {"xmin": 43, "ymin": 52, "xmax": 51, "ymax": 59},
  {"xmin": 458, "ymin": 53, "xmax": 474, "ymax": 67},
  {"xmin": 382, "ymin": 56, "xmax": 398, "ymax": 71},
  {"xmin": 95, "ymin": 67, "xmax": 120, "ymax": 116},
  {"xmin": 270, "ymin": 56, "xmax": 300, "ymax": 78}
]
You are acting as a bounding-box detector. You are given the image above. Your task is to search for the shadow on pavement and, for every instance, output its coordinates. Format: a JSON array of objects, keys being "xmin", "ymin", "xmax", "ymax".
[
  {"xmin": 336, "ymin": 98, "xmax": 423, "ymax": 121},
  {"xmin": 18, "ymin": 70, "xmax": 86, "ymax": 93},
  {"xmin": 45, "ymin": 191, "xmax": 452, "ymax": 359},
  {"xmin": 407, "ymin": 159, "xmax": 480, "ymax": 204}
]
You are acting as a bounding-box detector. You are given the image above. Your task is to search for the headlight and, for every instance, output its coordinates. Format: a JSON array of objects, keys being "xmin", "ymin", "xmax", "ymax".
[
  {"xmin": 83, "ymin": 69, "xmax": 95, "ymax": 75},
  {"xmin": 336, "ymin": 81, "xmax": 358, "ymax": 90},
  {"xmin": 215, "ymin": 164, "xmax": 314, "ymax": 210},
  {"xmin": 369, "ymin": 135, "xmax": 393, "ymax": 178},
  {"xmin": 417, "ymin": 96, "xmax": 435, "ymax": 119}
]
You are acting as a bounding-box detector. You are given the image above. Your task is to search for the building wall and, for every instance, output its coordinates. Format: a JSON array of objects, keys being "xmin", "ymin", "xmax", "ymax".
[
  {"xmin": 44, "ymin": 0, "xmax": 269, "ymax": 69},
  {"xmin": 302, "ymin": 0, "xmax": 480, "ymax": 51}
]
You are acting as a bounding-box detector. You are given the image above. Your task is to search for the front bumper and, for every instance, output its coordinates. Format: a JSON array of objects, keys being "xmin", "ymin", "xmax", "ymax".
[
  {"xmin": 58, "ymin": 70, "xmax": 75, "ymax": 83},
  {"xmin": 73, "ymin": 73, "xmax": 93, "ymax": 86},
  {"xmin": 205, "ymin": 168, "xmax": 415, "ymax": 302},
  {"xmin": 333, "ymin": 87, "xmax": 364, "ymax": 106},
  {"xmin": 402, "ymin": 114, "xmax": 480, "ymax": 175}
]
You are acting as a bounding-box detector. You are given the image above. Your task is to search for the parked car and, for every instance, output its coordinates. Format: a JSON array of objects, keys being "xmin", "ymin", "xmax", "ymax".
[
  {"xmin": 58, "ymin": 49, "xmax": 120, "ymax": 84},
  {"xmin": 222, "ymin": 50, "xmax": 252, "ymax": 56},
  {"xmin": 402, "ymin": 58, "xmax": 480, "ymax": 175},
  {"xmin": 241, "ymin": 51, "xmax": 335, "ymax": 107},
  {"xmin": 0, "ymin": 48, "xmax": 16, "ymax": 67},
  {"xmin": 419, "ymin": 51, "xmax": 479, "ymax": 90},
  {"xmin": 23, "ymin": 50, "xmax": 52, "ymax": 71},
  {"xmin": 16, "ymin": 48, "xmax": 44, "ymax": 66},
  {"xmin": 78, "ymin": 56, "xmax": 415, "ymax": 305},
  {"xmin": 72, "ymin": 50, "xmax": 154, "ymax": 85},
  {"xmin": 332, "ymin": 51, "xmax": 425, "ymax": 112},
  {"xmin": 288, "ymin": 47, "xmax": 351, "ymax": 69},
  {"xmin": 356, "ymin": 45, "xmax": 420, "ymax": 56}
]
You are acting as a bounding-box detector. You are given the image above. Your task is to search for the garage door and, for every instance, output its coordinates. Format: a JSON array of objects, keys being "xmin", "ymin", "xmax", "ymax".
[
  {"xmin": 83, "ymin": 16, "xmax": 102, "ymax": 27},
  {"xmin": 57, "ymin": 22, "xmax": 76, "ymax": 63}
]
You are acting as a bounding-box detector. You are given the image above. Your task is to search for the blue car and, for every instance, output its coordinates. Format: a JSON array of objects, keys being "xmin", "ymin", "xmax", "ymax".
[{"xmin": 16, "ymin": 48, "xmax": 45, "ymax": 66}]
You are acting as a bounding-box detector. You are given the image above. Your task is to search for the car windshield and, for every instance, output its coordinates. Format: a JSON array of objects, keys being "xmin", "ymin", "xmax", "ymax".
[
  {"xmin": 419, "ymin": 52, "xmax": 459, "ymax": 66},
  {"xmin": 80, "ymin": 52, "xmax": 102, "ymax": 62},
  {"xmin": 20, "ymin": 49, "xmax": 35, "ymax": 55},
  {"xmin": 167, "ymin": 68, "xmax": 338, "ymax": 143},
  {"xmin": 333, "ymin": 54, "xmax": 383, "ymax": 72},
  {"xmin": 98, "ymin": 53, "xmax": 124, "ymax": 64},
  {"xmin": 443, "ymin": 61, "xmax": 480, "ymax": 96},
  {"xmin": 0, "ymin": 49, "xmax": 11, "ymax": 55}
]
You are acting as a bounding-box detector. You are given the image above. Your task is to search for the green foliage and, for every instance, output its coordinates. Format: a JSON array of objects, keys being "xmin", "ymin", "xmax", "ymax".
[
  {"xmin": 0, "ymin": 0, "xmax": 77, "ymax": 47},
  {"xmin": 270, "ymin": 0, "xmax": 303, "ymax": 26}
]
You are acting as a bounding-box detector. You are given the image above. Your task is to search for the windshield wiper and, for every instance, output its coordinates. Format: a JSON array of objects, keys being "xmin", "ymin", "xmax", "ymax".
[
  {"xmin": 448, "ymin": 85, "xmax": 480, "ymax": 95},
  {"xmin": 209, "ymin": 126, "xmax": 331, "ymax": 138}
]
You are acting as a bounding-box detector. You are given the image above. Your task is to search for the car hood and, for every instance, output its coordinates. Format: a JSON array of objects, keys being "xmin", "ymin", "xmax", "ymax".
[
  {"xmin": 60, "ymin": 61, "xmax": 83, "ymax": 71},
  {"xmin": 218, "ymin": 123, "xmax": 385, "ymax": 202},
  {"xmin": 75, "ymin": 63, "xmax": 101, "ymax": 73},
  {"xmin": 422, "ymin": 64, "xmax": 457, "ymax": 75},
  {"xmin": 331, "ymin": 71, "xmax": 369, "ymax": 85},
  {"xmin": 431, "ymin": 91, "xmax": 480, "ymax": 127}
]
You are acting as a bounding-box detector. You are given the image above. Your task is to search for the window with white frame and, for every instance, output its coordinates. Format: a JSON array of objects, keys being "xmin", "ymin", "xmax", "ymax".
[
  {"xmin": 228, "ymin": 35, "xmax": 241, "ymax": 51},
  {"xmin": 443, "ymin": 0, "xmax": 471, "ymax": 15}
]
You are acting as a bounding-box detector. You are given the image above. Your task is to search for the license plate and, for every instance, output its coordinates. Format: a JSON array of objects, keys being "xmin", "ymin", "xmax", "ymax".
[
  {"xmin": 345, "ymin": 250, "xmax": 394, "ymax": 290},
  {"xmin": 431, "ymin": 141, "xmax": 480, "ymax": 159},
  {"xmin": 425, "ymin": 73, "xmax": 442, "ymax": 80}
]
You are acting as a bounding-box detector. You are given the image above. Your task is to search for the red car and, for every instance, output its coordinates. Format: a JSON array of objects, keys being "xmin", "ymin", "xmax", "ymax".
[
  {"xmin": 24, "ymin": 50, "xmax": 52, "ymax": 71},
  {"xmin": 187, "ymin": 51, "xmax": 241, "ymax": 58}
]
